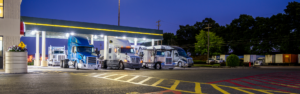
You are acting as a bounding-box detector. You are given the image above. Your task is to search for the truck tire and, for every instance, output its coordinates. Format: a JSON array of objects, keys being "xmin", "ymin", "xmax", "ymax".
[
  {"xmin": 75, "ymin": 63, "xmax": 79, "ymax": 70},
  {"xmin": 118, "ymin": 62, "xmax": 124, "ymax": 70},
  {"xmin": 169, "ymin": 68, "xmax": 173, "ymax": 70},
  {"xmin": 101, "ymin": 60, "xmax": 107, "ymax": 69},
  {"xmin": 154, "ymin": 63, "xmax": 161, "ymax": 70},
  {"xmin": 60, "ymin": 60, "xmax": 64, "ymax": 68},
  {"xmin": 73, "ymin": 61, "xmax": 76, "ymax": 69},
  {"xmin": 63, "ymin": 59, "xmax": 69, "ymax": 68},
  {"xmin": 178, "ymin": 62, "xmax": 183, "ymax": 67},
  {"xmin": 135, "ymin": 68, "xmax": 140, "ymax": 70}
]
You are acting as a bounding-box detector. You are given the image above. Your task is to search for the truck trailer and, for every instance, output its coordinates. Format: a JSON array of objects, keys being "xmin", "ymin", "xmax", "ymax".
[
  {"xmin": 141, "ymin": 45, "xmax": 175, "ymax": 70},
  {"xmin": 61, "ymin": 36, "xmax": 100, "ymax": 70},
  {"xmin": 275, "ymin": 54, "xmax": 298, "ymax": 63},
  {"xmin": 100, "ymin": 37, "xmax": 142, "ymax": 70}
]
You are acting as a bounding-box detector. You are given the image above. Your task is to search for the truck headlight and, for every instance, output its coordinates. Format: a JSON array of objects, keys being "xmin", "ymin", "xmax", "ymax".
[{"xmin": 124, "ymin": 59, "xmax": 129, "ymax": 62}]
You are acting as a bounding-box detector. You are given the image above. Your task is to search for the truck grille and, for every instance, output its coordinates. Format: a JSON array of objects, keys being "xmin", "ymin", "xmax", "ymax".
[
  {"xmin": 87, "ymin": 57, "xmax": 97, "ymax": 63},
  {"xmin": 58, "ymin": 55, "xmax": 65, "ymax": 60},
  {"xmin": 188, "ymin": 59, "xmax": 193, "ymax": 63},
  {"xmin": 166, "ymin": 58, "xmax": 172, "ymax": 64},
  {"xmin": 131, "ymin": 57, "xmax": 140, "ymax": 63}
]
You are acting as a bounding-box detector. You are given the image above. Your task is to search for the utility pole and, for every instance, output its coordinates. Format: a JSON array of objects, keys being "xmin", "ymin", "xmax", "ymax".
[
  {"xmin": 205, "ymin": 24, "xmax": 211, "ymax": 64},
  {"xmin": 156, "ymin": 20, "xmax": 161, "ymax": 30},
  {"xmin": 118, "ymin": 0, "xmax": 120, "ymax": 26}
]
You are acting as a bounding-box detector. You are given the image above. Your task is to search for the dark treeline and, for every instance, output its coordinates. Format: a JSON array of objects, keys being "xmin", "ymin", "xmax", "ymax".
[{"xmin": 163, "ymin": 1, "xmax": 300, "ymax": 56}]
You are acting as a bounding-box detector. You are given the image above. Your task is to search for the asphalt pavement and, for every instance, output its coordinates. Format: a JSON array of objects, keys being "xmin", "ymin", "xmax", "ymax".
[{"xmin": 0, "ymin": 66, "xmax": 300, "ymax": 94}]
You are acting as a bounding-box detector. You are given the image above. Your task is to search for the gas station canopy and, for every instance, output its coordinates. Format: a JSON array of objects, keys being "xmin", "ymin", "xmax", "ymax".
[{"xmin": 21, "ymin": 16, "xmax": 163, "ymax": 43}]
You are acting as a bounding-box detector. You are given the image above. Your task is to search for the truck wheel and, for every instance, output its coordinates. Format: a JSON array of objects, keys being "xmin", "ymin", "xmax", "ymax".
[
  {"xmin": 169, "ymin": 68, "xmax": 173, "ymax": 70},
  {"xmin": 118, "ymin": 62, "xmax": 124, "ymax": 70},
  {"xmin": 63, "ymin": 62, "xmax": 67, "ymax": 68},
  {"xmin": 102, "ymin": 61, "xmax": 107, "ymax": 69},
  {"xmin": 155, "ymin": 63, "xmax": 161, "ymax": 70},
  {"xmin": 178, "ymin": 62, "xmax": 182, "ymax": 67},
  {"xmin": 60, "ymin": 60, "xmax": 64, "ymax": 68},
  {"xmin": 64, "ymin": 59, "xmax": 69, "ymax": 68},
  {"xmin": 76, "ymin": 63, "xmax": 79, "ymax": 70},
  {"xmin": 73, "ymin": 61, "xmax": 76, "ymax": 69},
  {"xmin": 135, "ymin": 68, "xmax": 140, "ymax": 70}
]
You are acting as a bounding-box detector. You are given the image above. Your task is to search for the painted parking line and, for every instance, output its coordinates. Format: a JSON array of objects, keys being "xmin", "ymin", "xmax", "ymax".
[
  {"xmin": 170, "ymin": 80, "xmax": 180, "ymax": 90},
  {"xmin": 208, "ymin": 72, "xmax": 300, "ymax": 92},
  {"xmin": 211, "ymin": 84, "xmax": 230, "ymax": 94},
  {"xmin": 151, "ymin": 79, "xmax": 164, "ymax": 86},
  {"xmin": 70, "ymin": 73, "xmax": 295, "ymax": 94},
  {"xmin": 195, "ymin": 82, "xmax": 203, "ymax": 94}
]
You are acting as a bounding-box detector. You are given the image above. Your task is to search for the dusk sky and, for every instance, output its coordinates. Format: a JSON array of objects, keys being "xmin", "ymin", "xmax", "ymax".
[{"xmin": 21, "ymin": 0, "xmax": 298, "ymax": 34}]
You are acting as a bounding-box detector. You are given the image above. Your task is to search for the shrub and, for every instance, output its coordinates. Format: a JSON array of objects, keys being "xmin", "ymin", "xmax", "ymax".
[
  {"xmin": 226, "ymin": 54, "xmax": 240, "ymax": 67},
  {"xmin": 209, "ymin": 61, "xmax": 216, "ymax": 65},
  {"xmin": 220, "ymin": 62, "xmax": 226, "ymax": 66}
]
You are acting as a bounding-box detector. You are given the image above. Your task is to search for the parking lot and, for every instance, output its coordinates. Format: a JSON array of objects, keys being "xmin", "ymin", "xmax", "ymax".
[{"xmin": 0, "ymin": 66, "xmax": 300, "ymax": 94}]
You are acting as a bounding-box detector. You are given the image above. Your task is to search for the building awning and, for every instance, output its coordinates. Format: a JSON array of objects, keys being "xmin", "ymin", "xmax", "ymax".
[{"xmin": 21, "ymin": 16, "xmax": 163, "ymax": 42}]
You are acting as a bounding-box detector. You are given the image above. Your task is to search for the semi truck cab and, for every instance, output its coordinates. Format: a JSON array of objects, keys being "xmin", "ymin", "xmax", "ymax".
[
  {"xmin": 47, "ymin": 46, "xmax": 67, "ymax": 66},
  {"xmin": 62, "ymin": 36, "xmax": 100, "ymax": 70},
  {"xmin": 101, "ymin": 37, "xmax": 142, "ymax": 70},
  {"xmin": 171, "ymin": 46, "xmax": 194, "ymax": 67},
  {"xmin": 141, "ymin": 45, "xmax": 175, "ymax": 70}
]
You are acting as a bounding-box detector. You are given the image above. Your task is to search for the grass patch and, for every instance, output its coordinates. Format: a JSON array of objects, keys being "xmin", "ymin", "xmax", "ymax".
[{"xmin": 194, "ymin": 64, "xmax": 220, "ymax": 67}]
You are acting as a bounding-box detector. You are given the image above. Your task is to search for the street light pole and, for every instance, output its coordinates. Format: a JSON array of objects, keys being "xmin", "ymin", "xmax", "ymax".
[{"xmin": 118, "ymin": 0, "xmax": 120, "ymax": 26}]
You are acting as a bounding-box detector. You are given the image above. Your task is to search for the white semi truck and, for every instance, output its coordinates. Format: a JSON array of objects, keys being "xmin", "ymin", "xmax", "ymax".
[
  {"xmin": 100, "ymin": 37, "xmax": 142, "ymax": 70},
  {"xmin": 141, "ymin": 45, "xmax": 175, "ymax": 70},
  {"xmin": 47, "ymin": 45, "xmax": 67, "ymax": 66},
  {"xmin": 170, "ymin": 46, "xmax": 194, "ymax": 67}
]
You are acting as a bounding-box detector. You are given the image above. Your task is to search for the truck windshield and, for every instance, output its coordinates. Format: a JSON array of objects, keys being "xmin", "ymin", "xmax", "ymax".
[
  {"xmin": 177, "ymin": 49, "xmax": 187, "ymax": 57},
  {"xmin": 156, "ymin": 51, "xmax": 165, "ymax": 56},
  {"xmin": 54, "ymin": 51, "xmax": 64, "ymax": 54},
  {"xmin": 120, "ymin": 48, "xmax": 134, "ymax": 53},
  {"xmin": 77, "ymin": 47, "xmax": 94, "ymax": 53}
]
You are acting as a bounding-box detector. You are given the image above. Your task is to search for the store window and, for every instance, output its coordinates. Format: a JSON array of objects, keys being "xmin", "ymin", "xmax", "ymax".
[{"xmin": 0, "ymin": 0, "xmax": 3, "ymax": 18}]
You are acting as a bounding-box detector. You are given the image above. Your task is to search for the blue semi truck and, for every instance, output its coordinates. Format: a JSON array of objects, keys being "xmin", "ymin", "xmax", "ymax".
[{"xmin": 60, "ymin": 36, "xmax": 100, "ymax": 70}]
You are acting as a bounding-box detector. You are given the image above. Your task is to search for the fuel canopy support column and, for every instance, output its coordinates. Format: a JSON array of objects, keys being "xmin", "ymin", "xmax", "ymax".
[
  {"xmin": 34, "ymin": 31, "xmax": 40, "ymax": 66},
  {"xmin": 41, "ymin": 31, "xmax": 47, "ymax": 67},
  {"xmin": 103, "ymin": 36, "xmax": 108, "ymax": 60},
  {"xmin": 134, "ymin": 38, "xmax": 137, "ymax": 46},
  {"xmin": 91, "ymin": 35, "xmax": 94, "ymax": 45},
  {"xmin": 152, "ymin": 39, "xmax": 154, "ymax": 46}
]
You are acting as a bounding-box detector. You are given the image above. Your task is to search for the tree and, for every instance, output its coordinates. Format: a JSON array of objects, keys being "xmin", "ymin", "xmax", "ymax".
[
  {"xmin": 195, "ymin": 30, "xmax": 224, "ymax": 55},
  {"xmin": 162, "ymin": 33, "xmax": 177, "ymax": 45},
  {"xmin": 176, "ymin": 25, "xmax": 197, "ymax": 54},
  {"xmin": 225, "ymin": 14, "xmax": 255, "ymax": 54}
]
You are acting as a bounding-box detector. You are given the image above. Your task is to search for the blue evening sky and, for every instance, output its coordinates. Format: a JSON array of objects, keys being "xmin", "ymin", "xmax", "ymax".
[{"xmin": 21, "ymin": 0, "xmax": 298, "ymax": 34}]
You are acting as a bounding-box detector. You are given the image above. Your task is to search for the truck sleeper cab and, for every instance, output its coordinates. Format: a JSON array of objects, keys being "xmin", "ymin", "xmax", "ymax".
[
  {"xmin": 141, "ymin": 46, "xmax": 175, "ymax": 70},
  {"xmin": 62, "ymin": 36, "xmax": 100, "ymax": 70}
]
